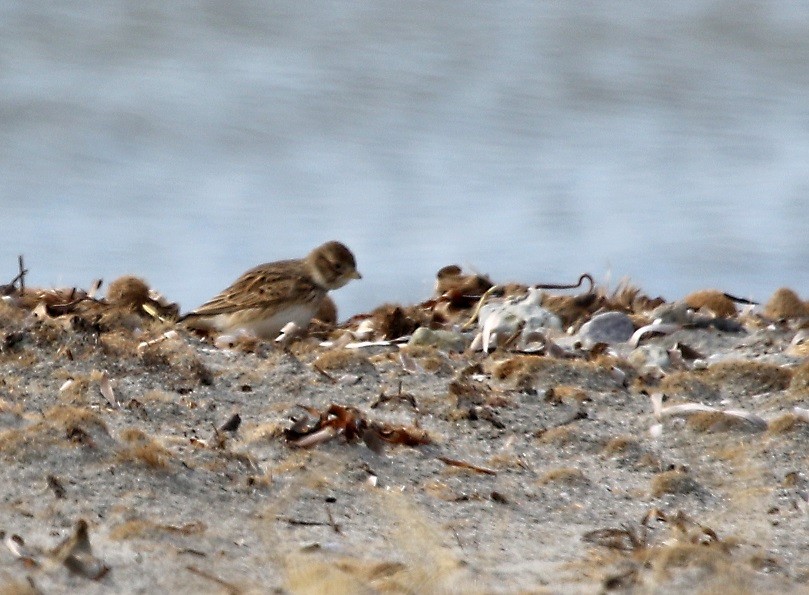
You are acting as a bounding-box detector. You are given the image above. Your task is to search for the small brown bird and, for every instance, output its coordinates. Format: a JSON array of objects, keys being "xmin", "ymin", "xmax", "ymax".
[{"xmin": 180, "ymin": 241, "xmax": 361, "ymax": 339}]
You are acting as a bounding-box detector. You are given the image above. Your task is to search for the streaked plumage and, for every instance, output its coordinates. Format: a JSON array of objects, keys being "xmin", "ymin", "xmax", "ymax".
[{"xmin": 180, "ymin": 241, "xmax": 360, "ymax": 339}]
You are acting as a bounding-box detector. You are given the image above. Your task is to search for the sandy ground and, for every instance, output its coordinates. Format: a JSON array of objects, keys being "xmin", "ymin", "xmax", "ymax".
[{"xmin": 0, "ymin": 278, "xmax": 808, "ymax": 594}]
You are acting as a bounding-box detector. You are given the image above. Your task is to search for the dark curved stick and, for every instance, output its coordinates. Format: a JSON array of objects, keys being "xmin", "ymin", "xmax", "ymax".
[
  {"xmin": 723, "ymin": 292, "xmax": 759, "ymax": 306},
  {"xmin": 535, "ymin": 273, "xmax": 594, "ymax": 293}
]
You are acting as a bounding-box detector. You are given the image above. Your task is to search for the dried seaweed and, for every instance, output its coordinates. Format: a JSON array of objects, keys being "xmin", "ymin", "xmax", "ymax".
[{"xmin": 285, "ymin": 403, "xmax": 430, "ymax": 451}]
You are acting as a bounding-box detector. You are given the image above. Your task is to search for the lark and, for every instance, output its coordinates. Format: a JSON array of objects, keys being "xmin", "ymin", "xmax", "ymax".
[{"xmin": 180, "ymin": 241, "xmax": 361, "ymax": 339}]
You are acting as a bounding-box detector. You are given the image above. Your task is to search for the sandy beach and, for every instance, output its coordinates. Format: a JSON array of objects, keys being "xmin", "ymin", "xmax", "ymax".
[{"xmin": 0, "ymin": 269, "xmax": 808, "ymax": 594}]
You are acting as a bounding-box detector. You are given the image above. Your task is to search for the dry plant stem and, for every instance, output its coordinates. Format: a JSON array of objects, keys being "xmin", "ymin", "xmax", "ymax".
[
  {"xmin": 185, "ymin": 565, "xmax": 241, "ymax": 595},
  {"xmin": 437, "ymin": 456, "xmax": 497, "ymax": 475},
  {"xmin": 18, "ymin": 254, "xmax": 26, "ymax": 295},
  {"xmin": 535, "ymin": 272, "xmax": 594, "ymax": 293}
]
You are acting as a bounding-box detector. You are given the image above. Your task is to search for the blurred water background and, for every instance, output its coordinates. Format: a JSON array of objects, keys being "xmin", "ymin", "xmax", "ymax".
[{"xmin": 2, "ymin": 2, "xmax": 808, "ymax": 318}]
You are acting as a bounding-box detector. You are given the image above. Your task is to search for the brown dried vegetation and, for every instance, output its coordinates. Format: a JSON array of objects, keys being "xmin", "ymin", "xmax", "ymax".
[
  {"xmin": 116, "ymin": 427, "xmax": 173, "ymax": 469},
  {"xmin": 698, "ymin": 360, "xmax": 793, "ymax": 396},
  {"xmin": 312, "ymin": 349, "xmax": 378, "ymax": 376},
  {"xmin": 683, "ymin": 289, "xmax": 737, "ymax": 317},
  {"xmin": 651, "ymin": 469, "xmax": 701, "ymax": 497},
  {"xmin": 686, "ymin": 410, "xmax": 766, "ymax": 433},
  {"xmin": 764, "ymin": 287, "xmax": 808, "ymax": 319},
  {"xmin": 788, "ymin": 359, "xmax": 809, "ymax": 395}
]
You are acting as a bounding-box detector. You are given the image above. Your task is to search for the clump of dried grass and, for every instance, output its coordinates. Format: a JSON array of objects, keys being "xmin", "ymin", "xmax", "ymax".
[
  {"xmin": 699, "ymin": 361, "xmax": 792, "ymax": 397},
  {"xmin": 580, "ymin": 508, "xmax": 752, "ymax": 591},
  {"xmin": 536, "ymin": 425, "xmax": 578, "ymax": 445},
  {"xmin": 109, "ymin": 517, "xmax": 206, "ymax": 541},
  {"xmin": 683, "ymin": 289, "xmax": 737, "ymax": 318},
  {"xmin": 650, "ymin": 469, "xmax": 701, "ymax": 497},
  {"xmin": 487, "ymin": 355, "xmax": 614, "ymax": 391},
  {"xmin": 538, "ymin": 467, "xmax": 589, "ymax": 486},
  {"xmin": 789, "ymin": 359, "xmax": 809, "ymax": 395},
  {"xmin": 0, "ymin": 580, "xmax": 38, "ymax": 595},
  {"xmin": 686, "ymin": 411, "xmax": 765, "ymax": 433},
  {"xmin": 764, "ymin": 287, "xmax": 808, "ymax": 319},
  {"xmin": 45, "ymin": 405, "xmax": 109, "ymax": 435},
  {"xmin": 313, "ymin": 349, "xmax": 377, "ymax": 375},
  {"xmin": 767, "ymin": 412, "xmax": 809, "ymax": 434},
  {"xmin": 116, "ymin": 427, "xmax": 172, "ymax": 469},
  {"xmin": 601, "ymin": 435, "xmax": 640, "ymax": 456}
]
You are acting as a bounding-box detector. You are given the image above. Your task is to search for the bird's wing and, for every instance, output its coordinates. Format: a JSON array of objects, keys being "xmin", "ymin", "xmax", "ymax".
[{"xmin": 180, "ymin": 260, "xmax": 318, "ymax": 319}]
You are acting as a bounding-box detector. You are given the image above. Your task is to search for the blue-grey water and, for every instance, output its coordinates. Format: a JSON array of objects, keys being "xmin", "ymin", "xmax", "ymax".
[{"xmin": 2, "ymin": 3, "xmax": 808, "ymax": 319}]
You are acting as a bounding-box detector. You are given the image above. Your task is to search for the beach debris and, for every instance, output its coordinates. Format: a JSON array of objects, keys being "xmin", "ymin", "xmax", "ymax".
[
  {"xmin": 628, "ymin": 321, "xmax": 679, "ymax": 348},
  {"xmin": 578, "ymin": 311, "xmax": 635, "ymax": 346},
  {"xmin": 1, "ymin": 330, "xmax": 25, "ymax": 352},
  {"xmin": 107, "ymin": 276, "xmax": 179, "ymax": 321},
  {"xmin": 786, "ymin": 329, "xmax": 809, "ymax": 357},
  {"xmin": 2, "ymin": 266, "xmax": 177, "ymax": 331},
  {"xmin": 361, "ymin": 305, "xmax": 411, "ymax": 340},
  {"xmin": 792, "ymin": 407, "xmax": 809, "ymax": 423},
  {"xmin": 352, "ymin": 303, "xmax": 425, "ymax": 341},
  {"xmin": 219, "ymin": 413, "xmax": 242, "ymax": 433},
  {"xmin": 650, "ymin": 302, "xmax": 693, "ymax": 325},
  {"xmin": 670, "ymin": 341, "xmax": 704, "ymax": 361},
  {"xmin": 312, "ymin": 349, "xmax": 378, "ymax": 380},
  {"xmin": 399, "ymin": 350, "xmax": 422, "ymax": 374},
  {"xmin": 47, "ymin": 474, "xmax": 67, "ymax": 499},
  {"xmin": 683, "ymin": 289, "xmax": 738, "ymax": 318},
  {"xmin": 3, "ymin": 520, "xmax": 109, "ymax": 579},
  {"xmin": 371, "ymin": 382, "xmax": 419, "ymax": 411},
  {"xmin": 408, "ymin": 327, "xmax": 468, "ymax": 352},
  {"xmin": 213, "ymin": 331, "xmax": 259, "ymax": 351},
  {"xmin": 0, "ymin": 255, "xmax": 28, "ymax": 296},
  {"xmin": 583, "ymin": 507, "xmax": 722, "ymax": 552},
  {"xmin": 583, "ymin": 508, "xmax": 730, "ymax": 590},
  {"xmin": 649, "ymin": 393, "xmax": 767, "ymax": 433},
  {"xmin": 474, "ymin": 287, "xmax": 562, "ymax": 352},
  {"xmin": 50, "ymin": 519, "xmax": 109, "ymax": 580},
  {"xmin": 275, "ymin": 321, "xmax": 304, "ymax": 347},
  {"xmin": 764, "ymin": 287, "xmax": 808, "ymax": 320},
  {"xmin": 284, "ymin": 403, "xmax": 430, "ymax": 452},
  {"xmin": 437, "ymin": 456, "xmax": 497, "ymax": 476},
  {"xmin": 610, "ymin": 365, "xmax": 628, "ymax": 386},
  {"xmin": 137, "ymin": 329, "xmax": 179, "ymax": 354},
  {"xmin": 434, "ymin": 265, "xmax": 494, "ymax": 303},
  {"xmin": 94, "ymin": 370, "xmax": 119, "ymax": 408},
  {"xmin": 629, "ymin": 344, "xmax": 671, "ymax": 372},
  {"xmin": 352, "ymin": 318, "xmax": 375, "ymax": 341},
  {"xmin": 185, "ymin": 565, "xmax": 240, "ymax": 595},
  {"xmin": 606, "ymin": 280, "xmax": 665, "ymax": 314},
  {"xmin": 4, "ymin": 532, "xmax": 39, "ymax": 568},
  {"xmin": 535, "ymin": 410, "xmax": 588, "ymax": 441}
]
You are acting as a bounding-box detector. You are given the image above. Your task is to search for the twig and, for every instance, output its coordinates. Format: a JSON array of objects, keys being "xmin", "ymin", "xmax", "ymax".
[
  {"xmin": 1, "ymin": 256, "xmax": 28, "ymax": 296},
  {"xmin": 185, "ymin": 565, "xmax": 241, "ymax": 595},
  {"xmin": 535, "ymin": 273, "xmax": 594, "ymax": 293},
  {"xmin": 534, "ymin": 409, "xmax": 588, "ymax": 438},
  {"xmin": 437, "ymin": 456, "xmax": 497, "ymax": 475},
  {"xmin": 461, "ymin": 285, "xmax": 502, "ymax": 330},
  {"xmin": 325, "ymin": 504, "xmax": 341, "ymax": 534},
  {"xmin": 276, "ymin": 516, "xmax": 332, "ymax": 527},
  {"xmin": 723, "ymin": 292, "xmax": 759, "ymax": 306},
  {"xmin": 312, "ymin": 363, "xmax": 336, "ymax": 383},
  {"xmin": 18, "ymin": 255, "xmax": 26, "ymax": 295}
]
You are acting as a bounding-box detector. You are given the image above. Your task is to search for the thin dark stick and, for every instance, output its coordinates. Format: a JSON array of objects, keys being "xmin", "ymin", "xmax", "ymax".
[
  {"xmin": 18, "ymin": 255, "xmax": 26, "ymax": 294},
  {"xmin": 535, "ymin": 273, "xmax": 594, "ymax": 293},
  {"xmin": 723, "ymin": 292, "xmax": 759, "ymax": 306}
]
